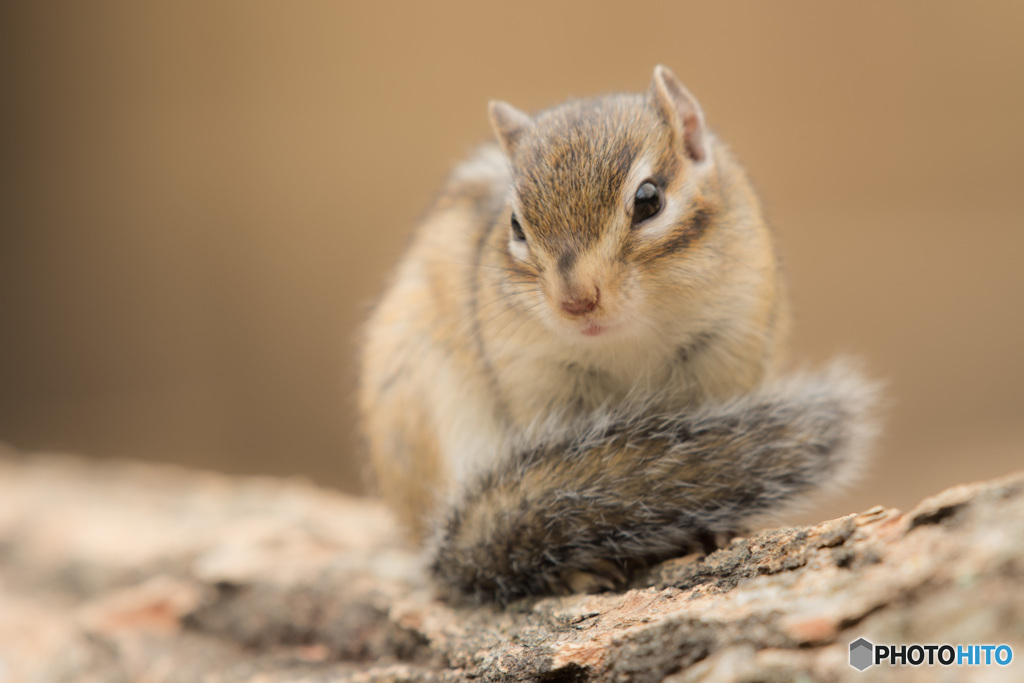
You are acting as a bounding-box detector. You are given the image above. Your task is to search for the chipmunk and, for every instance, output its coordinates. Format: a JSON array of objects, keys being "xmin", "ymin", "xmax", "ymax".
[{"xmin": 359, "ymin": 66, "xmax": 879, "ymax": 604}]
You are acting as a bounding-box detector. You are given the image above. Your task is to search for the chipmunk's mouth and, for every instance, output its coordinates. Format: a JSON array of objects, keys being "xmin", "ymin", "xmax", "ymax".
[{"xmin": 580, "ymin": 320, "xmax": 615, "ymax": 337}]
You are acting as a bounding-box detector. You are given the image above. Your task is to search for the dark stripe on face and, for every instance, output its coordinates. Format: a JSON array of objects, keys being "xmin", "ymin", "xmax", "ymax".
[
  {"xmin": 556, "ymin": 249, "xmax": 577, "ymax": 275},
  {"xmin": 653, "ymin": 145, "xmax": 682, "ymax": 193},
  {"xmin": 636, "ymin": 200, "xmax": 715, "ymax": 265}
]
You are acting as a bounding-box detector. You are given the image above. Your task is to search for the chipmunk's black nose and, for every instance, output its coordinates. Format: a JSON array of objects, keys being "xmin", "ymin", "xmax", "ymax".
[{"xmin": 560, "ymin": 287, "xmax": 600, "ymax": 316}]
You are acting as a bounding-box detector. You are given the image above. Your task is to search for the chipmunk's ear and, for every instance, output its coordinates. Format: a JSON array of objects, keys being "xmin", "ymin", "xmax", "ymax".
[
  {"xmin": 488, "ymin": 100, "xmax": 532, "ymax": 157},
  {"xmin": 650, "ymin": 65, "xmax": 708, "ymax": 163}
]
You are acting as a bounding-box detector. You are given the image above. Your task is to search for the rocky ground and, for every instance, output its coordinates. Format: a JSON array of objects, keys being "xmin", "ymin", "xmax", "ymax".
[{"xmin": 0, "ymin": 449, "xmax": 1021, "ymax": 682}]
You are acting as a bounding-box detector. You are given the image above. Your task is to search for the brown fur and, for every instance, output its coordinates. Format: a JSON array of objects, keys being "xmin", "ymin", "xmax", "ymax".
[{"xmin": 359, "ymin": 66, "xmax": 878, "ymax": 600}]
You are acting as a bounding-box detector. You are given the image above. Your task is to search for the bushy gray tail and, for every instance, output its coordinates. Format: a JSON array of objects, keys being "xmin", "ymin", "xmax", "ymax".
[{"xmin": 430, "ymin": 362, "xmax": 880, "ymax": 604}]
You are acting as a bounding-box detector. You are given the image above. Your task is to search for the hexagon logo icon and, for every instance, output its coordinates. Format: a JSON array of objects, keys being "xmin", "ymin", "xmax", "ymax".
[{"xmin": 849, "ymin": 638, "xmax": 874, "ymax": 671}]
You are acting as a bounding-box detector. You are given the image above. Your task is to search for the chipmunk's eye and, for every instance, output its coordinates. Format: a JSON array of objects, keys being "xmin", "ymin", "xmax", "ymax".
[
  {"xmin": 631, "ymin": 181, "xmax": 662, "ymax": 226},
  {"xmin": 510, "ymin": 214, "xmax": 526, "ymax": 242}
]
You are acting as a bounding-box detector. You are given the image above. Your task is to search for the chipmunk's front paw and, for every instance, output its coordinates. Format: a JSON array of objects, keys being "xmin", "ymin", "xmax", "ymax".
[{"xmin": 550, "ymin": 560, "xmax": 629, "ymax": 596}]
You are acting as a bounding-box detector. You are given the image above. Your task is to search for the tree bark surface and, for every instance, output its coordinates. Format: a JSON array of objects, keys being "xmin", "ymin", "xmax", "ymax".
[{"xmin": 1, "ymin": 449, "xmax": 1021, "ymax": 682}]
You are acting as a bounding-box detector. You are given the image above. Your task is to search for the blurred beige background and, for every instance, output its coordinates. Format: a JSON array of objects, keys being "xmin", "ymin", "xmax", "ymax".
[{"xmin": 1, "ymin": 2, "xmax": 1021, "ymax": 522}]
